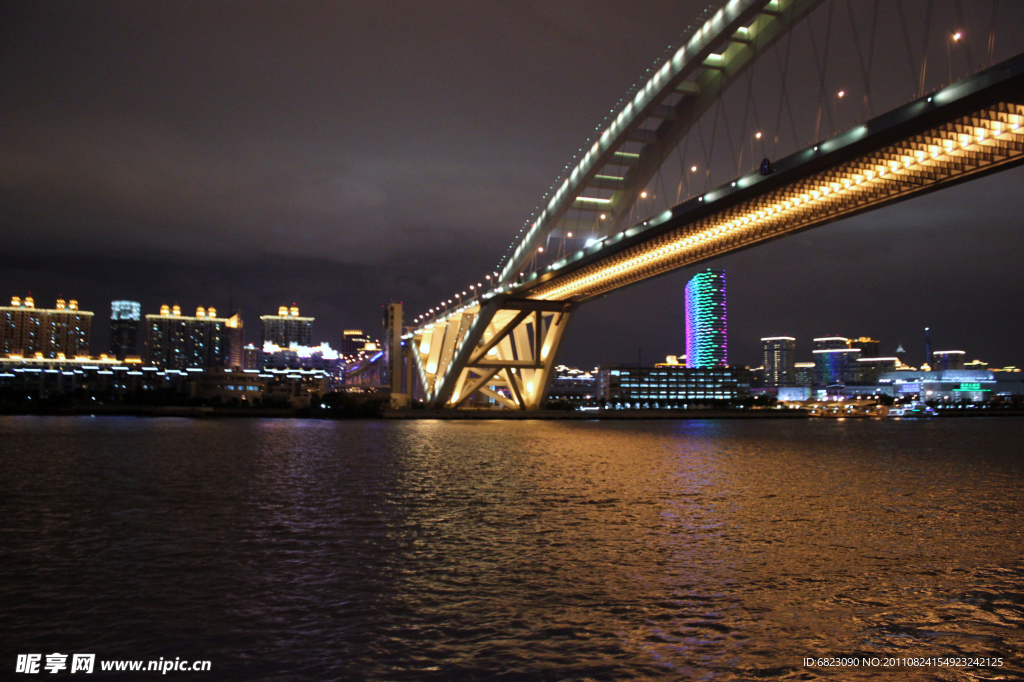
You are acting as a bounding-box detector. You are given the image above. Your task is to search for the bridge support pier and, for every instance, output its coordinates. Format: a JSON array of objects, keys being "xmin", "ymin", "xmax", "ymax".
[{"xmin": 409, "ymin": 296, "xmax": 575, "ymax": 409}]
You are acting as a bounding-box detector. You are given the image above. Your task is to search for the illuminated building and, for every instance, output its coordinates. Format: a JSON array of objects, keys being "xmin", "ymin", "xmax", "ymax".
[
  {"xmin": 260, "ymin": 341, "xmax": 342, "ymax": 373},
  {"xmin": 794, "ymin": 362, "xmax": 815, "ymax": 386},
  {"xmin": 342, "ymin": 329, "xmax": 372, "ymax": 357},
  {"xmin": 852, "ymin": 336, "xmax": 881, "ymax": 358},
  {"xmin": 1, "ymin": 296, "xmax": 92, "ymax": 358},
  {"xmin": 761, "ymin": 336, "xmax": 795, "ymax": 387},
  {"xmin": 684, "ymin": 269, "xmax": 727, "ymax": 368},
  {"xmin": 144, "ymin": 304, "xmax": 240, "ymax": 369},
  {"xmin": 814, "ymin": 336, "xmax": 849, "ymax": 350},
  {"xmin": 813, "ymin": 346, "xmax": 861, "ymax": 385},
  {"xmin": 243, "ymin": 343, "xmax": 260, "ymax": 370},
  {"xmin": 110, "ymin": 300, "xmax": 141, "ymax": 360},
  {"xmin": 598, "ymin": 365, "xmax": 747, "ymax": 405},
  {"xmin": 548, "ymin": 364, "xmax": 599, "ymax": 402},
  {"xmin": 225, "ymin": 311, "xmax": 245, "ymax": 369},
  {"xmin": 878, "ymin": 369, "xmax": 996, "ymax": 403},
  {"xmin": 260, "ymin": 305, "xmax": 313, "ymax": 348},
  {"xmin": 856, "ymin": 357, "xmax": 899, "ymax": 385},
  {"xmin": 194, "ymin": 368, "xmax": 265, "ymax": 404},
  {"xmin": 932, "ymin": 350, "xmax": 965, "ymax": 371}
]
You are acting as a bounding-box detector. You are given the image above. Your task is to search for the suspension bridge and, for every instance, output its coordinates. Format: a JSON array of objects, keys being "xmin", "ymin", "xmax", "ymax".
[{"xmin": 384, "ymin": 0, "xmax": 1024, "ymax": 410}]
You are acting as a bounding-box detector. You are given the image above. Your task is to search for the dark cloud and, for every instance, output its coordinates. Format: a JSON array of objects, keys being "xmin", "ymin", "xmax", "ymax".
[{"xmin": 1, "ymin": 0, "xmax": 1022, "ymax": 368}]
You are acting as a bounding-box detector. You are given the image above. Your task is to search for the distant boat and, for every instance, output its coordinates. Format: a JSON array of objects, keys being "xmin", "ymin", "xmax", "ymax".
[{"xmin": 887, "ymin": 401, "xmax": 937, "ymax": 418}]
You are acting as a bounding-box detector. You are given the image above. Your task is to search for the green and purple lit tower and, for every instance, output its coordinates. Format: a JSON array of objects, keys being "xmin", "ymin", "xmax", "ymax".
[{"xmin": 684, "ymin": 269, "xmax": 727, "ymax": 368}]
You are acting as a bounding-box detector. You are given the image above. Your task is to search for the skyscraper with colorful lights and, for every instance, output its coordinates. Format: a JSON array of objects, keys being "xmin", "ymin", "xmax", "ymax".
[{"xmin": 684, "ymin": 269, "xmax": 727, "ymax": 368}]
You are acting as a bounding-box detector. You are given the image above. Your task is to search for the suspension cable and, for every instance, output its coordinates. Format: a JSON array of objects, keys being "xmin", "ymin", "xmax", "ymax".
[
  {"xmin": 895, "ymin": 0, "xmax": 921, "ymax": 97},
  {"xmin": 809, "ymin": 0, "xmax": 836, "ymax": 141},
  {"xmin": 987, "ymin": 0, "xmax": 999, "ymax": 65},
  {"xmin": 863, "ymin": 0, "xmax": 880, "ymax": 119},
  {"xmin": 918, "ymin": 0, "xmax": 933, "ymax": 97}
]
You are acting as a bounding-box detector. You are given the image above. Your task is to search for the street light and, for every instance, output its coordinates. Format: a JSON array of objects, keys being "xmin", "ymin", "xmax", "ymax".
[{"xmin": 948, "ymin": 32, "xmax": 963, "ymax": 84}]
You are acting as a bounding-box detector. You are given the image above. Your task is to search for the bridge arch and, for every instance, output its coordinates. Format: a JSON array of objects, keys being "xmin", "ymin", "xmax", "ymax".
[{"xmin": 398, "ymin": 0, "xmax": 1023, "ymax": 409}]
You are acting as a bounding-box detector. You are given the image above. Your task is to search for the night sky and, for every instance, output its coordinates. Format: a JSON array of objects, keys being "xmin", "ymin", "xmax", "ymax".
[{"xmin": 2, "ymin": 1, "xmax": 1022, "ymax": 369}]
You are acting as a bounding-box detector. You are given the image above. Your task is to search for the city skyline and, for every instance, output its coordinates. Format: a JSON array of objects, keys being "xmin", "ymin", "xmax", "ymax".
[{"xmin": 1, "ymin": 291, "xmax": 1015, "ymax": 371}]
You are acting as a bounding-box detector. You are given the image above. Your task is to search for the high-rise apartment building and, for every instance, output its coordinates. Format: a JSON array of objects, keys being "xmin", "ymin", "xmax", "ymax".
[
  {"xmin": 761, "ymin": 336, "xmax": 796, "ymax": 387},
  {"xmin": 261, "ymin": 305, "xmax": 313, "ymax": 348},
  {"xmin": 813, "ymin": 347, "xmax": 862, "ymax": 385},
  {"xmin": 852, "ymin": 336, "xmax": 881, "ymax": 358},
  {"xmin": 794, "ymin": 362, "xmax": 816, "ymax": 386},
  {"xmin": 1, "ymin": 296, "xmax": 92, "ymax": 358},
  {"xmin": 684, "ymin": 269, "xmax": 727, "ymax": 369},
  {"xmin": 110, "ymin": 300, "xmax": 141, "ymax": 360},
  {"xmin": 342, "ymin": 329, "xmax": 372, "ymax": 356},
  {"xmin": 856, "ymin": 357, "xmax": 899, "ymax": 384},
  {"xmin": 813, "ymin": 336, "xmax": 850, "ymax": 350},
  {"xmin": 145, "ymin": 304, "xmax": 241, "ymax": 369}
]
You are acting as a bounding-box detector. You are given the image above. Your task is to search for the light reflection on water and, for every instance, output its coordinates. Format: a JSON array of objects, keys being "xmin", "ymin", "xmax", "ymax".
[{"xmin": 1, "ymin": 416, "xmax": 1022, "ymax": 680}]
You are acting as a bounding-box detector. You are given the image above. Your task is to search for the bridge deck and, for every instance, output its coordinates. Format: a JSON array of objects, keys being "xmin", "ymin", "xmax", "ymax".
[{"xmin": 509, "ymin": 53, "xmax": 1024, "ymax": 303}]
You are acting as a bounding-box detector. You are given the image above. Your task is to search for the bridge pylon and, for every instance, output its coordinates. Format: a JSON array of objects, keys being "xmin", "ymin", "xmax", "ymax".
[{"xmin": 407, "ymin": 296, "xmax": 575, "ymax": 409}]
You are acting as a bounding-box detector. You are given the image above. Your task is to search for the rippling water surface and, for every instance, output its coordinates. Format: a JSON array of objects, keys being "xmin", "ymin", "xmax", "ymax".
[{"xmin": 1, "ymin": 417, "xmax": 1023, "ymax": 680}]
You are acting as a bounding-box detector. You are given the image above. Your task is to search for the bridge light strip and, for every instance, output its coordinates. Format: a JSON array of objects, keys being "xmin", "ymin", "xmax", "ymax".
[
  {"xmin": 412, "ymin": 108, "xmax": 1022, "ymax": 331},
  {"xmin": 531, "ymin": 109, "xmax": 1022, "ymax": 302}
]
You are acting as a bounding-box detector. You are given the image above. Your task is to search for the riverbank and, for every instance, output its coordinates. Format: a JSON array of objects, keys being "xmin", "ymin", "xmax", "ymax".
[
  {"xmin": 384, "ymin": 408, "xmax": 811, "ymax": 420},
  {"xmin": 3, "ymin": 406, "xmax": 1023, "ymax": 419}
]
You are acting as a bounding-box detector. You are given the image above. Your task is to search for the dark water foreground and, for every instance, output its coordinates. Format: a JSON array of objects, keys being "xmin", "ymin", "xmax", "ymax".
[{"xmin": 1, "ymin": 417, "xmax": 1022, "ymax": 681}]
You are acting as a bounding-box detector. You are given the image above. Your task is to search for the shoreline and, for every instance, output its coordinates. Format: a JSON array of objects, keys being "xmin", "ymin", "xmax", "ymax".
[{"xmin": 2, "ymin": 406, "xmax": 1023, "ymax": 420}]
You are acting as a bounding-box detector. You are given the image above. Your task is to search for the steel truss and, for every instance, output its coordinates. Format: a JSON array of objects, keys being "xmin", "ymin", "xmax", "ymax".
[
  {"xmin": 526, "ymin": 102, "xmax": 1024, "ymax": 302},
  {"xmin": 408, "ymin": 296, "xmax": 575, "ymax": 409},
  {"xmin": 500, "ymin": 0, "xmax": 825, "ymax": 285}
]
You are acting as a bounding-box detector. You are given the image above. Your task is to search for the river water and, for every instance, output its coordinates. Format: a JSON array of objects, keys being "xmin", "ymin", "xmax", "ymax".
[{"xmin": 1, "ymin": 416, "xmax": 1022, "ymax": 680}]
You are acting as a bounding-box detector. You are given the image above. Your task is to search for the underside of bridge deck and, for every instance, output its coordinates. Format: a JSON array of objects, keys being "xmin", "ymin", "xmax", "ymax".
[{"xmin": 406, "ymin": 51, "xmax": 1024, "ymax": 410}]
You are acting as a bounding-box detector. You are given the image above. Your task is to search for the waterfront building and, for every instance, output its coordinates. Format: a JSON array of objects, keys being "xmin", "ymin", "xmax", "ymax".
[
  {"xmin": 145, "ymin": 305, "xmax": 240, "ymax": 369},
  {"xmin": 261, "ymin": 305, "xmax": 313, "ymax": 348},
  {"xmin": 878, "ymin": 369, "xmax": 996, "ymax": 403},
  {"xmin": 965, "ymin": 359, "xmax": 989, "ymax": 370},
  {"xmin": 1, "ymin": 296, "xmax": 92, "ymax": 358},
  {"xmin": 932, "ymin": 350, "xmax": 965, "ymax": 371},
  {"xmin": 855, "ymin": 357, "xmax": 899, "ymax": 385},
  {"xmin": 777, "ymin": 386, "xmax": 812, "ymax": 401},
  {"xmin": 0, "ymin": 354, "xmax": 338, "ymax": 404},
  {"xmin": 342, "ymin": 329, "xmax": 372, "ymax": 357},
  {"xmin": 193, "ymin": 368, "xmax": 266, "ymax": 404},
  {"xmin": 761, "ymin": 336, "xmax": 796, "ymax": 387},
  {"xmin": 110, "ymin": 300, "xmax": 141, "ymax": 360},
  {"xmin": 684, "ymin": 269, "xmax": 727, "ymax": 368},
  {"xmin": 548, "ymin": 365, "xmax": 599, "ymax": 402},
  {"xmin": 260, "ymin": 341, "xmax": 343, "ymax": 375},
  {"xmin": 0, "ymin": 355, "xmax": 185, "ymax": 400},
  {"xmin": 813, "ymin": 347, "xmax": 861, "ymax": 385},
  {"xmin": 597, "ymin": 365, "xmax": 747, "ymax": 406},
  {"xmin": 794, "ymin": 362, "xmax": 815, "ymax": 386}
]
